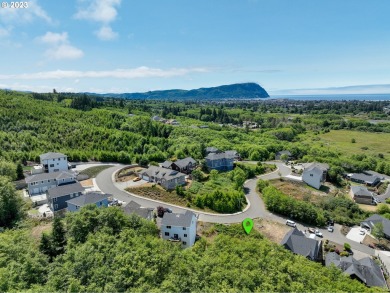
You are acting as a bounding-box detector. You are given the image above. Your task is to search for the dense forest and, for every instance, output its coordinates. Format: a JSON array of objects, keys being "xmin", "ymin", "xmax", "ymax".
[{"xmin": 0, "ymin": 205, "xmax": 381, "ymax": 292}]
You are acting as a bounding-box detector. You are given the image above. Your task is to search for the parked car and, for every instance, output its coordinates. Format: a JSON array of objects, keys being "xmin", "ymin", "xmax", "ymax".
[
  {"xmin": 328, "ymin": 226, "xmax": 334, "ymax": 232},
  {"xmin": 315, "ymin": 231, "xmax": 323, "ymax": 237},
  {"xmin": 359, "ymin": 230, "xmax": 366, "ymax": 235},
  {"xmin": 133, "ymin": 177, "xmax": 141, "ymax": 182},
  {"xmin": 286, "ymin": 220, "xmax": 296, "ymax": 227},
  {"xmin": 164, "ymin": 208, "xmax": 173, "ymax": 213},
  {"xmin": 308, "ymin": 228, "xmax": 315, "ymax": 234}
]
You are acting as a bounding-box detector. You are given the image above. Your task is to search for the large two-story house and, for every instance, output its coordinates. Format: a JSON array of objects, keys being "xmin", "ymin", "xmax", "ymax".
[
  {"xmin": 25, "ymin": 170, "xmax": 76, "ymax": 196},
  {"xmin": 161, "ymin": 210, "xmax": 197, "ymax": 248},
  {"xmin": 39, "ymin": 152, "xmax": 69, "ymax": 173},
  {"xmin": 47, "ymin": 182, "xmax": 84, "ymax": 213},
  {"xmin": 162, "ymin": 157, "xmax": 197, "ymax": 174},
  {"xmin": 281, "ymin": 228, "xmax": 322, "ymax": 262},
  {"xmin": 302, "ymin": 162, "xmax": 329, "ymax": 190},
  {"xmin": 350, "ymin": 186, "xmax": 376, "ymax": 205},
  {"xmin": 140, "ymin": 166, "xmax": 186, "ymax": 190},
  {"xmin": 205, "ymin": 152, "xmax": 235, "ymax": 171}
]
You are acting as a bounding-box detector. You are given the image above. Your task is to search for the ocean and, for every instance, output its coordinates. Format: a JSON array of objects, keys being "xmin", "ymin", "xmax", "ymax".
[{"xmin": 268, "ymin": 94, "xmax": 390, "ymax": 101}]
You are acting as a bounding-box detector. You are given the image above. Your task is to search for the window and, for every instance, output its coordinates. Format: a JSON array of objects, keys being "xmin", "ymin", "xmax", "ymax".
[
  {"xmin": 50, "ymin": 164, "xmax": 54, "ymax": 167},
  {"xmin": 184, "ymin": 234, "xmax": 187, "ymax": 237},
  {"xmin": 41, "ymin": 181, "xmax": 44, "ymax": 184},
  {"xmin": 57, "ymin": 163, "xmax": 59, "ymax": 165},
  {"xmin": 166, "ymin": 226, "xmax": 171, "ymax": 229},
  {"xmin": 54, "ymin": 204, "xmax": 58, "ymax": 209},
  {"xmin": 164, "ymin": 232, "xmax": 169, "ymax": 236},
  {"xmin": 48, "ymin": 180, "xmax": 50, "ymax": 182},
  {"xmin": 183, "ymin": 227, "xmax": 186, "ymax": 230},
  {"xmin": 58, "ymin": 158, "xmax": 60, "ymax": 161},
  {"xmin": 53, "ymin": 197, "xmax": 57, "ymax": 202},
  {"xmin": 182, "ymin": 241, "xmax": 187, "ymax": 245},
  {"xmin": 310, "ymin": 174, "xmax": 313, "ymax": 177}
]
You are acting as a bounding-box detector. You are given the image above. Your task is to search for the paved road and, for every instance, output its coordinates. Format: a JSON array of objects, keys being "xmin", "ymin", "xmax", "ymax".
[{"xmin": 95, "ymin": 161, "xmax": 374, "ymax": 255}]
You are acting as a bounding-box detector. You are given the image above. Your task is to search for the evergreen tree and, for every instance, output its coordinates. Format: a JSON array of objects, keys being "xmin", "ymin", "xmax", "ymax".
[
  {"xmin": 52, "ymin": 217, "xmax": 66, "ymax": 256},
  {"xmin": 39, "ymin": 233, "xmax": 54, "ymax": 261},
  {"xmin": 16, "ymin": 163, "xmax": 24, "ymax": 180}
]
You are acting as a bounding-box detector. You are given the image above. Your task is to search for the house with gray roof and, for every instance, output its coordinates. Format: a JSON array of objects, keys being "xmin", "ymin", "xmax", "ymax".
[
  {"xmin": 302, "ymin": 162, "xmax": 329, "ymax": 190},
  {"xmin": 161, "ymin": 160, "xmax": 173, "ymax": 169},
  {"xmin": 281, "ymin": 228, "xmax": 322, "ymax": 261},
  {"xmin": 25, "ymin": 170, "xmax": 76, "ymax": 196},
  {"xmin": 361, "ymin": 214, "xmax": 390, "ymax": 240},
  {"xmin": 66, "ymin": 192, "xmax": 109, "ymax": 212},
  {"xmin": 47, "ymin": 182, "xmax": 84, "ymax": 213},
  {"xmin": 39, "ymin": 152, "xmax": 69, "ymax": 173},
  {"xmin": 347, "ymin": 173, "xmax": 381, "ymax": 186},
  {"xmin": 205, "ymin": 147, "xmax": 219, "ymax": 155},
  {"xmin": 350, "ymin": 186, "xmax": 375, "ymax": 205},
  {"xmin": 171, "ymin": 157, "xmax": 197, "ymax": 174},
  {"xmin": 140, "ymin": 166, "xmax": 186, "ymax": 190},
  {"xmin": 205, "ymin": 151, "xmax": 236, "ymax": 171},
  {"xmin": 122, "ymin": 201, "xmax": 154, "ymax": 220},
  {"xmin": 325, "ymin": 252, "xmax": 387, "ymax": 288},
  {"xmin": 161, "ymin": 210, "xmax": 197, "ymax": 248}
]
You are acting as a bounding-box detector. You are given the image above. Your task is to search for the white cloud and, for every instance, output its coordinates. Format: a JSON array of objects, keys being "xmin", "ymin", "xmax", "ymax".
[
  {"xmin": 37, "ymin": 31, "xmax": 84, "ymax": 60},
  {"xmin": 39, "ymin": 32, "xmax": 68, "ymax": 44},
  {"xmin": 0, "ymin": 67, "xmax": 209, "ymax": 80},
  {"xmin": 95, "ymin": 25, "xmax": 118, "ymax": 40},
  {"xmin": 75, "ymin": 0, "xmax": 121, "ymax": 40},
  {"xmin": 0, "ymin": 0, "xmax": 52, "ymax": 24}
]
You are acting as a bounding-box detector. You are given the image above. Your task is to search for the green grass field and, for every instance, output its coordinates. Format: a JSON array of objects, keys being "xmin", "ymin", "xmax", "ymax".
[
  {"xmin": 319, "ymin": 130, "xmax": 390, "ymax": 159},
  {"xmin": 79, "ymin": 165, "xmax": 113, "ymax": 178}
]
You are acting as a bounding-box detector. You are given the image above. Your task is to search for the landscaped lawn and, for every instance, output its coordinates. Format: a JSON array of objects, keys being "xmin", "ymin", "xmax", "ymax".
[
  {"xmin": 319, "ymin": 130, "xmax": 390, "ymax": 159},
  {"xmin": 79, "ymin": 165, "xmax": 112, "ymax": 178}
]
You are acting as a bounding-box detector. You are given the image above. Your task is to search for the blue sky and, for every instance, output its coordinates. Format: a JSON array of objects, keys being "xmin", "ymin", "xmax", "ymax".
[{"xmin": 1, "ymin": 0, "xmax": 390, "ymax": 94}]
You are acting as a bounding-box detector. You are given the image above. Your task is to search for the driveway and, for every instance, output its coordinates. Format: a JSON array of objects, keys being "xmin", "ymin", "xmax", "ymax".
[{"xmin": 346, "ymin": 227, "xmax": 366, "ymax": 243}]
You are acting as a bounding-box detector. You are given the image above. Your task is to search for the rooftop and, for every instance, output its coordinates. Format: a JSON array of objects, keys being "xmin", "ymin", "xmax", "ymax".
[
  {"xmin": 47, "ymin": 182, "xmax": 84, "ymax": 199},
  {"xmin": 25, "ymin": 170, "xmax": 75, "ymax": 183},
  {"xmin": 39, "ymin": 152, "xmax": 67, "ymax": 160},
  {"xmin": 162, "ymin": 210, "xmax": 196, "ymax": 227},
  {"xmin": 66, "ymin": 192, "xmax": 109, "ymax": 207}
]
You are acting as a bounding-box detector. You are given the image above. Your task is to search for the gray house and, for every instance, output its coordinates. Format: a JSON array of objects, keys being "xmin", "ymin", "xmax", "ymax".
[
  {"xmin": 47, "ymin": 182, "xmax": 84, "ymax": 213},
  {"xmin": 171, "ymin": 157, "xmax": 197, "ymax": 174},
  {"xmin": 325, "ymin": 252, "xmax": 387, "ymax": 288},
  {"xmin": 350, "ymin": 186, "xmax": 375, "ymax": 205},
  {"xmin": 25, "ymin": 171, "xmax": 76, "ymax": 196},
  {"xmin": 122, "ymin": 201, "xmax": 154, "ymax": 220},
  {"xmin": 161, "ymin": 210, "xmax": 197, "ymax": 248},
  {"xmin": 205, "ymin": 152, "xmax": 235, "ymax": 171},
  {"xmin": 302, "ymin": 162, "xmax": 329, "ymax": 190},
  {"xmin": 205, "ymin": 147, "xmax": 219, "ymax": 155},
  {"xmin": 66, "ymin": 192, "xmax": 109, "ymax": 212},
  {"xmin": 361, "ymin": 214, "xmax": 390, "ymax": 240},
  {"xmin": 140, "ymin": 166, "xmax": 186, "ymax": 190},
  {"xmin": 348, "ymin": 173, "xmax": 381, "ymax": 187},
  {"xmin": 281, "ymin": 228, "xmax": 322, "ymax": 261}
]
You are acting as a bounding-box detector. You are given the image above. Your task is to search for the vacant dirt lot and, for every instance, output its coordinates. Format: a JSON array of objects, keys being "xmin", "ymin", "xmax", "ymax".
[
  {"xmin": 31, "ymin": 222, "xmax": 52, "ymax": 240},
  {"xmin": 80, "ymin": 179, "xmax": 94, "ymax": 187},
  {"xmin": 253, "ymin": 218, "xmax": 290, "ymax": 243},
  {"xmin": 116, "ymin": 166, "xmax": 145, "ymax": 182}
]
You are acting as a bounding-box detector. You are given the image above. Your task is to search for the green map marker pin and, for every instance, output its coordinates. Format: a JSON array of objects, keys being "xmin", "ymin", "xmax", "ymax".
[{"xmin": 242, "ymin": 218, "xmax": 254, "ymax": 234}]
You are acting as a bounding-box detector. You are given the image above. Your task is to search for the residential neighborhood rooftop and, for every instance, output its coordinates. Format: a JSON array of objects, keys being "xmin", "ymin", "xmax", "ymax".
[
  {"xmin": 25, "ymin": 170, "xmax": 75, "ymax": 183},
  {"xmin": 123, "ymin": 201, "xmax": 154, "ymax": 219},
  {"xmin": 66, "ymin": 192, "xmax": 109, "ymax": 207},
  {"xmin": 142, "ymin": 166, "xmax": 186, "ymax": 180},
  {"xmin": 281, "ymin": 228, "xmax": 321, "ymax": 260},
  {"xmin": 351, "ymin": 185, "xmax": 372, "ymax": 197},
  {"xmin": 161, "ymin": 210, "xmax": 196, "ymax": 227},
  {"xmin": 47, "ymin": 182, "xmax": 84, "ymax": 199},
  {"xmin": 173, "ymin": 157, "xmax": 196, "ymax": 169},
  {"xmin": 39, "ymin": 152, "xmax": 67, "ymax": 160}
]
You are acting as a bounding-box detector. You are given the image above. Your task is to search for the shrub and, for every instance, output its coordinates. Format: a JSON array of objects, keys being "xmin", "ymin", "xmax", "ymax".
[{"xmin": 344, "ymin": 243, "xmax": 351, "ymax": 251}]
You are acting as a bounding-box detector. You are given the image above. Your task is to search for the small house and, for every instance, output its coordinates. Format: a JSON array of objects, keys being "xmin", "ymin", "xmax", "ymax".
[
  {"xmin": 350, "ymin": 186, "xmax": 375, "ymax": 205},
  {"xmin": 123, "ymin": 201, "xmax": 154, "ymax": 220},
  {"xmin": 161, "ymin": 211, "xmax": 197, "ymax": 248},
  {"xmin": 47, "ymin": 182, "xmax": 84, "ymax": 213},
  {"xmin": 281, "ymin": 228, "xmax": 322, "ymax": 261},
  {"xmin": 66, "ymin": 192, "xmax": 109, "ymax": 212},
  {"xmin": 347, "ymin": 173, "xmax": 381, "ymax": 187},
  {"xmin": 171, "ymin": 157, "xmax": 197, "ymax": 174}
]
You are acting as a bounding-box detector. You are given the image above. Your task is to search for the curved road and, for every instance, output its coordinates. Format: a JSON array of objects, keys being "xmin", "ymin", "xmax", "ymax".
[{"xmin": 95, "ymin": 161, "xmax": 374, "ymax": 255}]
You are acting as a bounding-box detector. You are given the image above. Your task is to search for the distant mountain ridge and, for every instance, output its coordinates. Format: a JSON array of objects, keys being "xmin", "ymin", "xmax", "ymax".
[{"xmin": 94, "ymin": 83, "xmax": 269, "ymax": 100}]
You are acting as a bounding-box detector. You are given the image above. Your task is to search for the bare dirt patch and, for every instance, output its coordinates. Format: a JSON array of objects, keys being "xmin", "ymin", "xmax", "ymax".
[
  {"xmin": 116, "ymin": 166, "xmax": 145, "ymax": 182},
  {"xmin": 341, "ymin": 225, "xmax": 351, "ymax": 236},
  {"xmin": 80, "ymin": 179, "xmax": 94, "ymax": 187},
  {"xmin": 253, "ymin": 218, "xmax": 290, "ymax": 243}
]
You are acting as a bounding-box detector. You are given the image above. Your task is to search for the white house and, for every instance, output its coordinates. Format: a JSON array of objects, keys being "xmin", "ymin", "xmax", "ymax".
[
  {"xmin": 25, "ymin": 171, "xmax": 76, "ymax": 196},
  {"xmin": 302, "ymin": 163, "xmax": 329, "ymax": 190},
  {"xmin": 39, "ymin": 152, "xmax": 69, "ymax": 173},
  {"xmin": 161, "ymin": 211, "xmax": 197, "ymax": 248}
]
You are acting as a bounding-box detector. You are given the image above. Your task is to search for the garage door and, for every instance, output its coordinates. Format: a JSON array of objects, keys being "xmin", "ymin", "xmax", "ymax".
[
  {"xmin": 33, "ymin": 188, "xmax": 39, "ymax": 194},
  {"xmin": 142, "ymin": 175, "xmax": 150, "ymax": 181}
]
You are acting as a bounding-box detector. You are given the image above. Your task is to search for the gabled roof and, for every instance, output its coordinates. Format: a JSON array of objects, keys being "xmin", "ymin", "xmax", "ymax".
[
  {"xmin": 303, "ymin": 166, "xmax": 324, "ymax": 177},
  {"xmin": 47, "ymin": 182, "xmax": 84, "ymax": 199},
  {"xmin": 206, "ymin": 152, "xmax": 235, "ymax": 161},
  {"xmin": 224, "ymin": 150, "xmax": 239, "ymax": 158},
  {"xmin": 351, "ymin": 186, "xmax": 372, "ymax": 197},
  {"xmin": 161, "ymin": 160, "xmax": 172, "ymax": 168},
  {"xmin": 123, "ymin": 201, "xmax": 154, "ymax": 219},
  {"xmin": 162, "ymin": 210, "xmax": 196, "ymax": 227},
  {"xmin": 142, "ymin": 166, "xmax": 186, "ymax": 180},
  {"xmin": 281, "ymin": 228, "xmax": 321, "ymax": 260},
  {"xmin": 39, "ymin": 152, "xmax": 66, "ymax": 160},
  {"xmin": 25, "ymin": 170, "xmax": 75, "ymax": 183},
  {"xmin": 303, "ymin": 162, "xmax": 329, "ymax": 171},
  {"xmin": 325, "ymin": 252, "xmax": 386, "ymax": 288},
  {"xmin": 350, "ymin": 173, "xmax": 380, "ymax": 184},
  {"xmin": 361, "ymin": 214, "xmax": 390, "ymax": 238},
  {"xmin": 173, "ymin": 157, "xmax": 196, "ymax": 168},
  {"xmin": 66, "ymin": 192, "xmax": 109, "ymax": 207}
]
